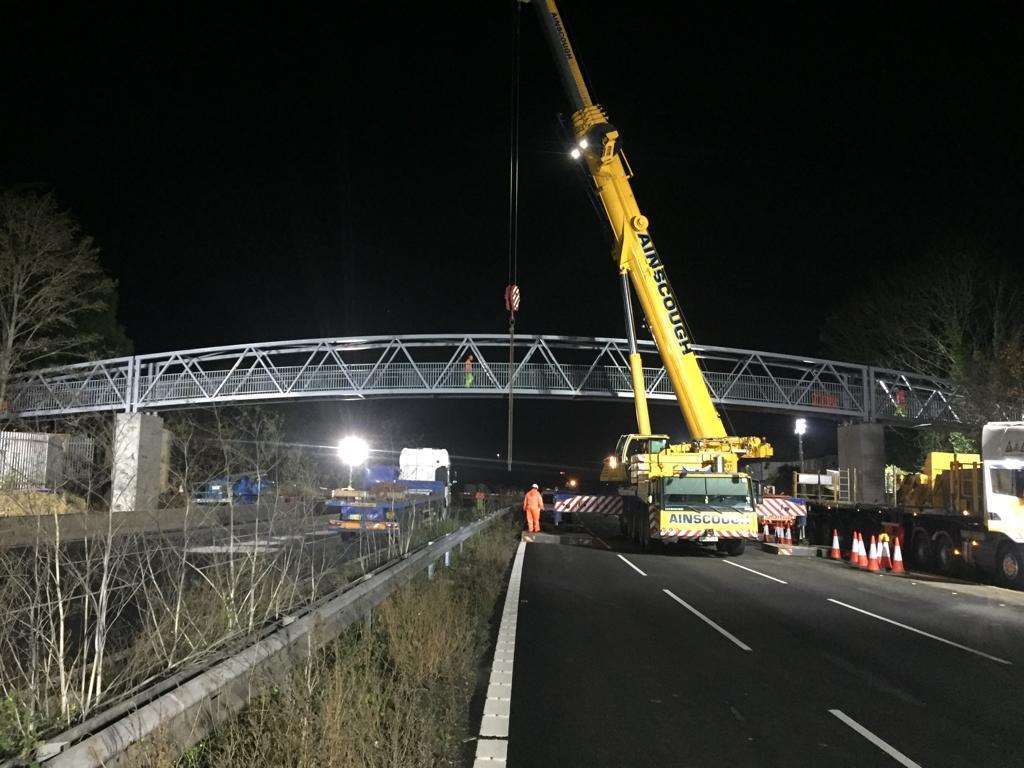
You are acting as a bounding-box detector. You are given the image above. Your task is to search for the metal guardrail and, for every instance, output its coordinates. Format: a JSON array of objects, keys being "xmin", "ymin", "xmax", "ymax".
[
  {"xmin": 34, "ymin": 506, "xmax": 513, "ymax": 768},
  {"xmin": 3, "ymin": 334, "xmax": 961, "ymax": 423}
]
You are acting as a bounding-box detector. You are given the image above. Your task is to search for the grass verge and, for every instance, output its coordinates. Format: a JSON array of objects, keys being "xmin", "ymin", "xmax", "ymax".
[{"xmin": 134, "ymin": 514, "xmax": 518, "ymax": 768}]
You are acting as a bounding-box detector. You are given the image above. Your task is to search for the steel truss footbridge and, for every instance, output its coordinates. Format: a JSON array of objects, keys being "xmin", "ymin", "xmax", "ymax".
[{"xmin": 3, "ymin": 334, "xmax": 960, "ymax": 423}]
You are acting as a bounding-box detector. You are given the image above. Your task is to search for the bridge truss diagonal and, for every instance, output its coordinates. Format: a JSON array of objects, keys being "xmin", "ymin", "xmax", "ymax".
[{"xmin": 3, "ymin": 334, "xmax": 961, "ymax": 424}]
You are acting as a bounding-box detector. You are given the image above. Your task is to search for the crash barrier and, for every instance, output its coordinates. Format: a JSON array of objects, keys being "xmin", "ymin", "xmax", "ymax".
[{"xmin": 34, "ymin": 506, "xmax": 514, "ymax": 767}]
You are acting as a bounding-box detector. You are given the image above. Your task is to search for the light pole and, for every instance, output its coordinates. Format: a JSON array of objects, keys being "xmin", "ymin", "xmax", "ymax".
[
  {"xmin": 338, "ymin": 435, "xmax": 370, "ymax": 488},
  {"xmin": 794, "ymin": 418, "xmax": 807, "ymax": 471}
]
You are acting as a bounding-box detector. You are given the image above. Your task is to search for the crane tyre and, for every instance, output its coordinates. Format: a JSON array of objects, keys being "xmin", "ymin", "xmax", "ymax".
[{"xmin": 723, "ymin": 538, "xmax": 746, "ymax": 556}]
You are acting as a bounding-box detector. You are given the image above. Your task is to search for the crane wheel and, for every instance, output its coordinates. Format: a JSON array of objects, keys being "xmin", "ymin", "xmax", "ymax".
[{"xmin": 717, "ymin": 539, "xmax": 746, "ymax": 556}]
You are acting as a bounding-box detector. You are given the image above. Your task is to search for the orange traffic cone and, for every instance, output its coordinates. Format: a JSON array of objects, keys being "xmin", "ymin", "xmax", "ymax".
[
  {"xmin": 847, "ymin": 532, "xmax": 859, "ymax": 565},
  {"xmin": 829, "ymin": 529, "xmax": 841, "ymax": 560},
  {"xmin": 857, "ymin": 532, "xmax": 869, "ymax": 569},
  {"xmin": 762, "ymin": 524, "xmax": 770, "ymax": 542},
  {"xmin": 891, "ymin": 537, "xmax": 905, "ymax": 574},
  {"xmin": 879, "ymin": 537, "xmax": 892, "ymax": 570},
  {"xmin": 783, "ymin": 525, "xmax": 792, "ymax": 548},
  {"xmin": 867, "ymin": 536, "xmax": 880, "ymax": 572}
]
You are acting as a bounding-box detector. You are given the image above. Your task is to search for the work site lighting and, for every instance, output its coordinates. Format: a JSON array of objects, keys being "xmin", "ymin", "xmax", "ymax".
[
  {"xmin": 338, "ymin": 436, "xmax": 369, "ymax": 489},
  {"xmin": 578, "ymin": 138, "xmax": 589, "ymax": 149},
  {"xmin": 794, "ymin": 419, "xmax": 806, "ymax": 471},
  {"xmin": 338, "ymin": 436, "xmax": 369, "ymax": 467},
  {"xmin": 570, "ymin": 147, "xmax": 581, "ymax": 159}
]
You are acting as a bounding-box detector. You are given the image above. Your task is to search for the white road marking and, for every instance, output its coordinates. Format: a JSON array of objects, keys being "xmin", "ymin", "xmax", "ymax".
[
  {"xmin": 663, "ymin": 589, "xmax": 752, "ymax": 652},
  {"xmin": 474, "ymin": 541, "xmax": 526, "ymax": 765},
  {"xmin": 722, "ymin": 558, "xmax": 787, "ymax": 584},
  {"xmin": 828, "ymin": 709, "xmax": 922, "ymax": 768},
  {"xmin": 827, "ymin": 598, "xmax": 1012, "ymax": 665},
  {"xmin": 617, "ymin": 554, "xmax": 647, "ymax": 576}
]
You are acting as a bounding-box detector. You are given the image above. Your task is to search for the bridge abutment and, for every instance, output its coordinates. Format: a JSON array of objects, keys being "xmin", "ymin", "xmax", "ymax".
[
  {"xmin": 111, "ymin": 413, "xmax": 171, "ymax": 512},
  {"xmin": 838, "ymin": 422, "xmax": 886, "ymax": 504}
]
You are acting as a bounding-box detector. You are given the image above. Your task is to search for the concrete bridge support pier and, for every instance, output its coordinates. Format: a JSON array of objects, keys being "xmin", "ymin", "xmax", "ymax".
[
  {"xmin": 111, "ymin": 413, "xmax": 170, "ymax": 512},
  {"xmin": 838, "ymin": 422, "xmax": 886, "ymax": 504}
]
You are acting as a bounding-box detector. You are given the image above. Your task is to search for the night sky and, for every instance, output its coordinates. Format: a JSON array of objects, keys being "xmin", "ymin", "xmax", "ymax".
[{"xmin": 4, "ymin": 3, "xmax": 1021, "ymax": 483}]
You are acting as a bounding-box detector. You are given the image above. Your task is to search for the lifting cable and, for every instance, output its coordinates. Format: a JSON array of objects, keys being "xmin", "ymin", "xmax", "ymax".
[{"xmin": 505, "ymin": 0, "xmax": 522, "ymax": 473}]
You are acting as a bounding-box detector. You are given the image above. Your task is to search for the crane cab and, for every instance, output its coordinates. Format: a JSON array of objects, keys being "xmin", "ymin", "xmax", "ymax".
[{"xmin": 602, "ymin": 434, "xmax": 670, "ymax": 483}]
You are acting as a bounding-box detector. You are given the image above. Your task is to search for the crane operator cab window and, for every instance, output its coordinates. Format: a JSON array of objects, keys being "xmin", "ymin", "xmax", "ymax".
[{"xmin": 617, "ymin": 435, "xmax": 669, "ymax": 462}]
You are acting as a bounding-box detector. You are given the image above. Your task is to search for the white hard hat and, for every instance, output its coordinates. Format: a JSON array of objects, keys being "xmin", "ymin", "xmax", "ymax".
[{"xmin": 531, "ymin": 483, "xmax": 539, "ymax": 489}]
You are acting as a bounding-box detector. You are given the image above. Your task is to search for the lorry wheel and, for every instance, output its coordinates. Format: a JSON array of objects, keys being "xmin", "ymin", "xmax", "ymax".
[
  {"xmin": 933, "ymin": 534, "xmax": 958, "ymax": 577},
  {"xmin": 911, "ymin": 531, "xmax": 933, "ymax": 570},
  {"xmin": 995, "ymin": 544, "xmax": 1024, "ymax": 587}
]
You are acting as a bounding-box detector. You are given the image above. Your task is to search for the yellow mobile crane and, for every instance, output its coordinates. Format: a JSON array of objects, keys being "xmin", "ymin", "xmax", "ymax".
[{"xmin": 532, "ymin": 0, "xmax": 773, "ymax": 552}]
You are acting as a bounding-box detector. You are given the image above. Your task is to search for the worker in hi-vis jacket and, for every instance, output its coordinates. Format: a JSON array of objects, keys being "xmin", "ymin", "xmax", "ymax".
[{"xmin": 523, "ymin": 483, "xmax": 543, "ymax": 533}]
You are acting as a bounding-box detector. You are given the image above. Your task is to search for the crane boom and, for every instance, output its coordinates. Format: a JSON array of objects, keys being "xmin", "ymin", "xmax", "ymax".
[{"xmin": 532, "ymin": 0, "xmax": 771, "ymax": 463}]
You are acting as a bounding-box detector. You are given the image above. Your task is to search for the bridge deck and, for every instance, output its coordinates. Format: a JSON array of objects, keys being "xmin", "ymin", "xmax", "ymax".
[{"xmin": 3, "ymin": 334, "xmax": 960, "ymax": 423}]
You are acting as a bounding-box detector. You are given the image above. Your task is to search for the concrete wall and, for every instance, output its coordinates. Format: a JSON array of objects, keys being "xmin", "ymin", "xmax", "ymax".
[
  {"xmin": 838, "ymin": 423, "xmax": 886, "ymax": 504},
  {"xmin": 111, "ymin": 413, "xmax": 169, "ymax": 512}
]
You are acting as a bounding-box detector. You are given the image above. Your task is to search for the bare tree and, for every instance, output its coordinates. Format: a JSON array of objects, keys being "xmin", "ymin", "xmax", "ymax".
[
  {"xmin": 823, "ymin": 248, "xmax": 1023, "ymax": 423},
  {"xmin": 0, "ymin": 190, "xmax": 118, "ymax": 405}
]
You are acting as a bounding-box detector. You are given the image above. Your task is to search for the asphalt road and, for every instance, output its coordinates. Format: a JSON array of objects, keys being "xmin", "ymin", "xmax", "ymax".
[{"xmin": 502, "ymin": 531, "xmax": 1024, "ymax": 767}]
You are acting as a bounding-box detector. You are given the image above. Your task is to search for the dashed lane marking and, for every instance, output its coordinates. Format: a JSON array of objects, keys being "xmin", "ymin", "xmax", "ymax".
[
  {"xmin": 827, "ymin": 598, "xmax": 1011, "ymax": 665},
  {"xmin": 721, "ymin": 558, "xmax": 787, "ymax": 584},
  {"xmin": 828, "ymin": 709, "xmax": 922, "ymax": 768},
  {"xmin": 474, "ymin": 541, "xmax": 526, "ymax": 766},
  {"xmin": 663, "ymin": 589, "xmax": 752, "ymax": 652},
  {"xmin": 617, "ymin": 554, "xmax": 647, "ymax": 576}
]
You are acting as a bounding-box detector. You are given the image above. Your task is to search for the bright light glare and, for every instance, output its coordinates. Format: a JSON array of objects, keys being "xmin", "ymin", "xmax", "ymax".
[
  {"xmin": 567, "ymin": 478, "xmax": 579, "ymax": 489},
  {"xmin": 794, "ymin": 418, "xmax": 807, "ymax": 436},
  {"xmin": 337, "ymin": 436, "xmax": 369, "ymax": 467},
  {"xmin": 578, "ymin": 138, "xmax": 589, "ymax": 149},
  {"xmin": 607, "ymin": 455, "xmax": 618, "ymax": 469},
  {"xmin": 570, "ymin": 148, "xmax": 581, "ymax": 160}
]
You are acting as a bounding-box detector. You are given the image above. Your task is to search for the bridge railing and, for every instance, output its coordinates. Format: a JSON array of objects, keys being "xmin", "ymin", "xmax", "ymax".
[{"xmin": 2, "ymin": 334, "xmax": 962, "ymax": 423}]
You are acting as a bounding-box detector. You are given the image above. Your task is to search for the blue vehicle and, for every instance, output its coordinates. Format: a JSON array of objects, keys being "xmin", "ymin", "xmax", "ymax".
[{"xmin": 193, "ymin": 474, "xmax": 274, "ymax": 505}]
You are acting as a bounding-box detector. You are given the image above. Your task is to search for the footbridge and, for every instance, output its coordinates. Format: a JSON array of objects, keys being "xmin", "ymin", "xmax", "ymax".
[{"xmin": 3, "ymin": 334, "xmax": 960, "ymax": 423}]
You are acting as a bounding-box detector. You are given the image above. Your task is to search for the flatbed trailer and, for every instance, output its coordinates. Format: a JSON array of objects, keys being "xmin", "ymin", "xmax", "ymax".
[
  {"xmin": 806, "ymin": 422, "xmax": 1024, "ymax": 586},
  {"xmin": 327, "ymin": 491, "xmax": 446, "ymax": 535}
]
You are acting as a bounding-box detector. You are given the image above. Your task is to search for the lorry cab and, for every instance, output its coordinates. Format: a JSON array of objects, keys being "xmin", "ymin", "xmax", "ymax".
[{"xmin": 982, "ymin": 422, "xmax": 1024, "ymax": 557}]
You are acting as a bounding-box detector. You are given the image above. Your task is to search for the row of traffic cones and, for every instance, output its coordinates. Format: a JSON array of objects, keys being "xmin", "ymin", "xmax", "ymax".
[
  {"xmin": 829, "ymin": 529, "xmax": 904, "ymax": 574},
  {"xmin": 762, "ymin": 523, "xmax": 795, "ymax": 547}
]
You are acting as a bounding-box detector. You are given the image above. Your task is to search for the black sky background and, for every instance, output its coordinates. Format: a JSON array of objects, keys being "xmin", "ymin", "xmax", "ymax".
[{"xmin": 3, "ymin": 3, "xmax": 1022, "ymax": 484}]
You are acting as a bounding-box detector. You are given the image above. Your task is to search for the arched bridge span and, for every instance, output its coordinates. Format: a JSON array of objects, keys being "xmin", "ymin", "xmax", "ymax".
[{"xmin": 3, "ymin": 334, "xmax": 960, "ymax": 424}]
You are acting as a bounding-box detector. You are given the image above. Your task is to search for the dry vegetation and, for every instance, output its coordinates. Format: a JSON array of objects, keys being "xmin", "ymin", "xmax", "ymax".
[
  {"xmin": 135, "ymin": 518, "xmax": 518, "ymax": 768},
  {"xmin": 0, "ymin": 409, "xmax": 471, "ymax": 762}
]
